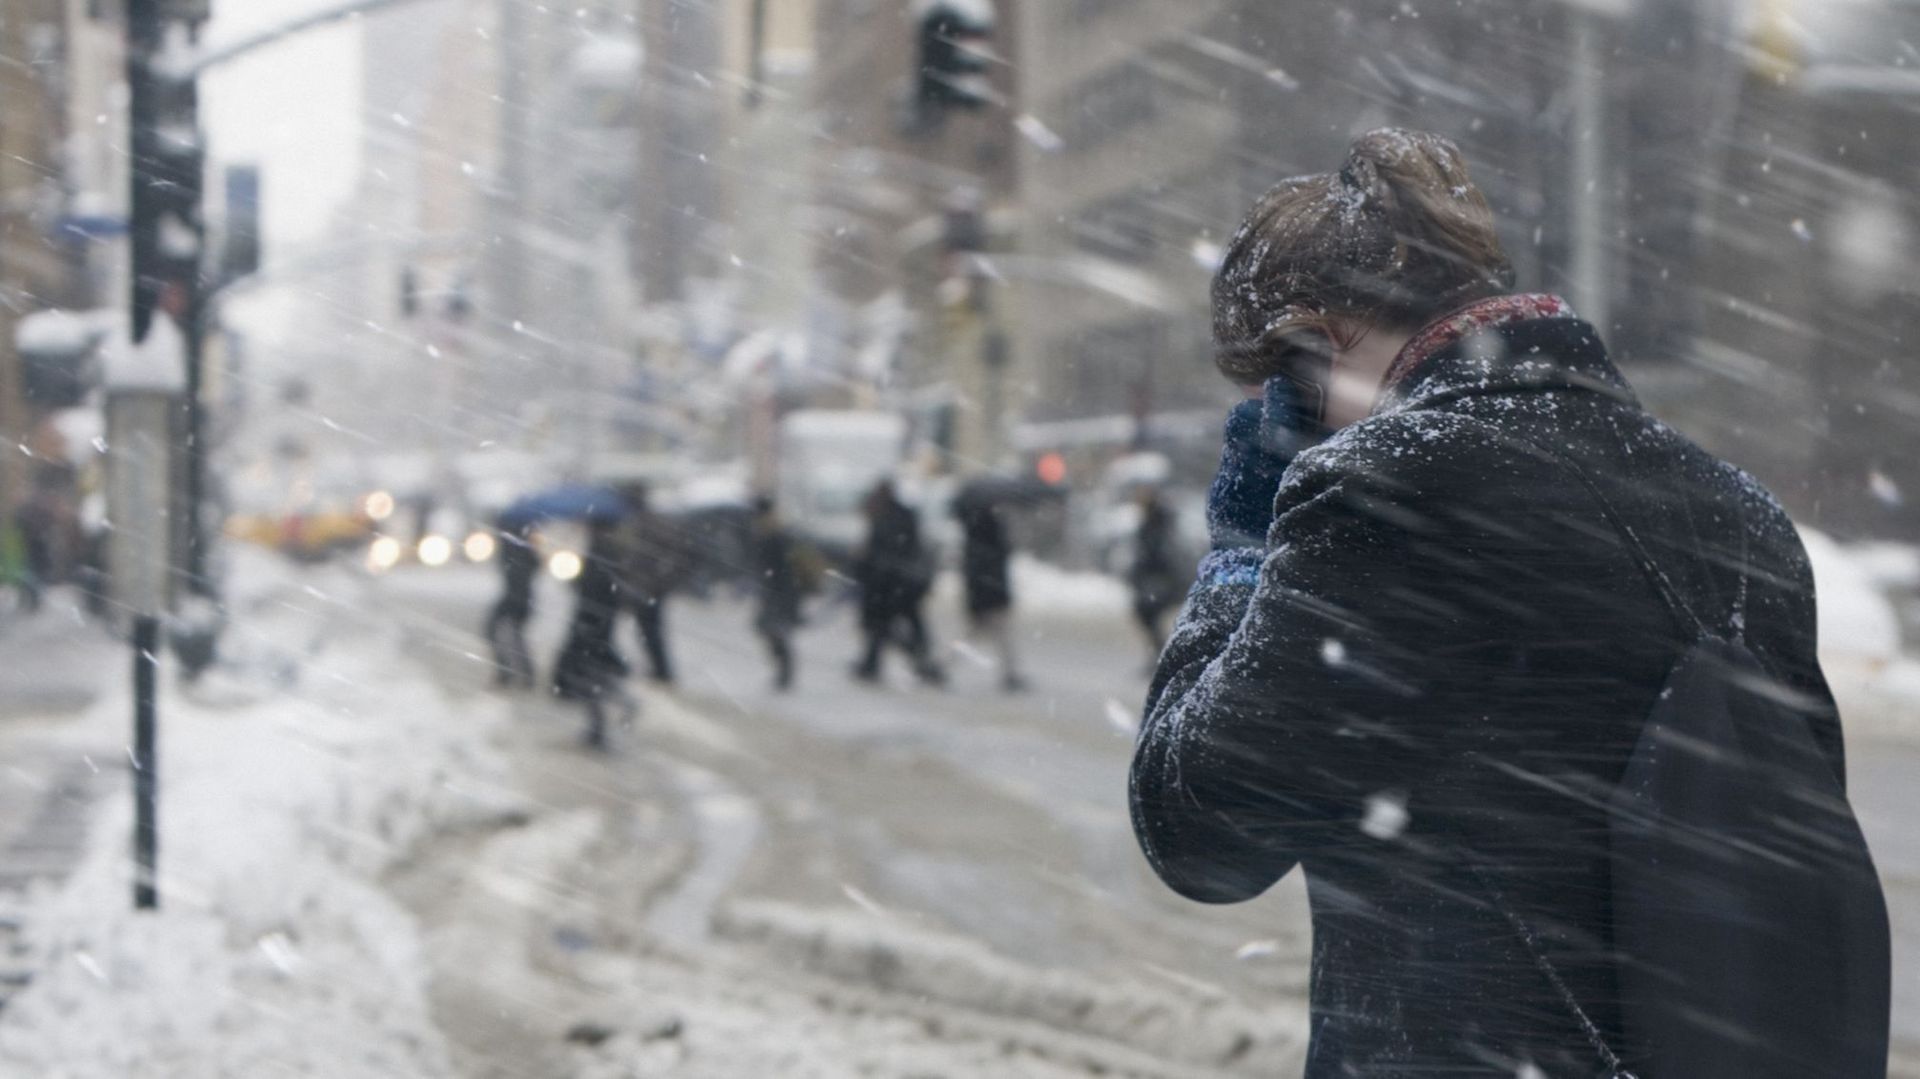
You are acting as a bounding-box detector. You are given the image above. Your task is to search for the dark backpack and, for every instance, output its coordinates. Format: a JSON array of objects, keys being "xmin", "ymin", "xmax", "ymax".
[{"xmin": 1498, "ymin": 446, "xmax": 1892, "ymax": 1078}]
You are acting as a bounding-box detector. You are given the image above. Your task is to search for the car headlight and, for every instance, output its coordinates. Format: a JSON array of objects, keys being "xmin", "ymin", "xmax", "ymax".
[
  {"xmin": 367, "ymin": 535, "xmax": 403, "ymax": 572},
  {"xmin": 365, "ymin": 490, "xmax": 395, "ymax": 522},
  {"xmin": 463, "ymin": 530, "xmax": 497, "ymax": 563},
  {"xmin": 417, "ymin": 534, "xmax": 453, "ymax": 567},
  {"xmin": 547, "ymin": 550, "xmax": 583, "ymax": 581}
]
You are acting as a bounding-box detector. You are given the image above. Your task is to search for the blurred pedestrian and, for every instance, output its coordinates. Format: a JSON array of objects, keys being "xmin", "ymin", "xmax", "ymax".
[
  {"xmin": 749, "ymin": 496, "xmax": 807, "ymax": 691},
  {"xmin": 850, "ymin": 480, "xmax": 944, "ymax": 685},
  {"xmin": 1125, "ymin": 488, "xmax": 1183, "ymax": 663},
  {"xmin": 552, "ymin": 518, "xmax": 633, "ymax": 749},
  {"xmin": 483, "ymin": 518, "xmax": 539, "ymax": 689},
  {"xmin": 10, "ymin": 483, "xmax": 63, "ymax": 614},
  {"xmin": 1130, "ymin": 129, "xmax": 1888, "ymax": 1076},
  {"xmin": 954, "ymin": 495, "xmax": 1025, "ymax": 691},
  {"xmin": 616, "ymin": 483, "xmax": 677, "ymax": 686}
]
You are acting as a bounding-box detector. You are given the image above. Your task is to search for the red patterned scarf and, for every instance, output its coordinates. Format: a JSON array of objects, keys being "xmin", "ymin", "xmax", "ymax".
[{"xmin": 1382, "ymin": 293, "xmax": 1577, "ymax": 392}]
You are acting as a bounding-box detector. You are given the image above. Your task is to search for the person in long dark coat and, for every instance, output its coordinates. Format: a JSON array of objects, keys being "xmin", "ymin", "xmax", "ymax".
[
  {"xmin": 1130, "ymin": 129, "xmax": 1870, "ymax": 1075},
  {"xmin": 1125, "ymin": 489, "xmax": 1183, "ymax": 663},
  {"xmin": 483, "ymin": 518, "xmax": 539, "ymax": 688},
  {"xmin": 954, "ymin": 496, "xmax": 1025, "ymax": 690},
  {"xmin": 553, "ymin": 519, "xmax": 632, "ymax": 749},
  {"xmin": 851, "ymin": 480, "xmax": 944, "ymax": 685},
  {"xmin": 749, "ymin": 497, "xmax": 806, "ymax": 691}
]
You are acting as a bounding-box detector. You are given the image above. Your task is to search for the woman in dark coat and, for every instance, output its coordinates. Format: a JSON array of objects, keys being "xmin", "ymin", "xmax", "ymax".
[{"xmin": 1130, "ymin": 130, "xmax": 1875, "ymax": 1075}]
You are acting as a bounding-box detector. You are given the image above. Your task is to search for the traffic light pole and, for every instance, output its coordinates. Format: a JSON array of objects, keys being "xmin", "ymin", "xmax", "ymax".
[
  {"xmin": 126, "ymin": 0, "xmax": 165, "ymax": 345},
  {"xmin": 124, "ymin": 0, "xmax": 164, "ymax": 917}
]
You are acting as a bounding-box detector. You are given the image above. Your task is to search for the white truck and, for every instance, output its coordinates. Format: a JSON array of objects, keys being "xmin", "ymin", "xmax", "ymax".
[{"xmin": 774, "ymin": 410, "xmax": 911, "ymax": 563}]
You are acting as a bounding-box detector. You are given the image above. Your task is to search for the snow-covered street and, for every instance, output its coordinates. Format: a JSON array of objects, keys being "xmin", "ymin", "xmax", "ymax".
[{"xmin": 2, "ymin": 543, "xmax": 1917, "ymax": 1076}]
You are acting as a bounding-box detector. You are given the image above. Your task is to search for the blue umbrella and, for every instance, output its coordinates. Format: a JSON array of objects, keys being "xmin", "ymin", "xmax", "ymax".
[{"xmin": 496, "ymin": 484, "xmax": 630, "ymax": 531}]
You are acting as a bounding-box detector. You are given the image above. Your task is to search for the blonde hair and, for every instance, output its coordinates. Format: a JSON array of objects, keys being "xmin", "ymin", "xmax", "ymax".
[{"xmin": 1212, "ymin": 129, "xmax": 1515, "ymax": 384}]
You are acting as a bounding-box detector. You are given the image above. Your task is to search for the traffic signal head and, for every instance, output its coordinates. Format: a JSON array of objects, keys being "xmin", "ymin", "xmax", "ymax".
[{"xmin": 915, "ymin": 0, "xmax": 996, "ymax": 114}]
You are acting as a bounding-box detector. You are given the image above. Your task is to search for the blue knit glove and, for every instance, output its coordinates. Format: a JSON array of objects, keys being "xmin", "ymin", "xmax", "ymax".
[{"xmin": 1206, "ymin": 376, "xmax": 1318, "ymax": 551}]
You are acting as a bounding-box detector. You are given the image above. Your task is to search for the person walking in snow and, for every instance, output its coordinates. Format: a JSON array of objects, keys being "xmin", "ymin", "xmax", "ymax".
[
  {"xmin": 1125, "ymin": 487, "xmax": 1184, "ymax": 665},
  {"xmin": 484, "ymin": 517, "xmax": 539, "ymax": 688},
  {"xmin": 954, "ymin": 495, "xmax": 1025, "ymax": 691},
  {"xmin": 553, "ymin": 518, "xmax": 633, "ymax": 749},
  {"xmin": 615, "ymin": 483, "xmax": 678, "ymax": 686},
  {"xmin": 749, "ymin": 496, "xmax": 809, "ymax": 691},
  {"xmin": 850, "ymin": 480, "xmax": 945, "ymax": 685},
  {"xmin": 1129, "ymin": 129, "xmax": 1887, "ymax": 1076}
]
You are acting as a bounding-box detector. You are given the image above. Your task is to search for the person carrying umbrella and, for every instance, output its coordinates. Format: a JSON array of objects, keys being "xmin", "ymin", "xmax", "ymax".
[{"xmin": 488, "ymin": 483, "xmax": 627, "ymax": 692}]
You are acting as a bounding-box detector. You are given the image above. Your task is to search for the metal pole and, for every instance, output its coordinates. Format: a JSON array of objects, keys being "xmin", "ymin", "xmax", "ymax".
[
  {"xmin": 746, "ymin": 0, "xmax": 768, "ymax": 109},
  {"xmin": 1568, "ymin": 10, "xmax": 1611, "ymax": 334},
  {"xmin": 132, "ymin": 614, "xmax": 160, "ymax": 910}
]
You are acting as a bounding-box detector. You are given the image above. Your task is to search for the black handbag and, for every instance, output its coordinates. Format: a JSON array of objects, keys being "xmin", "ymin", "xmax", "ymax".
[{"xmin": 1488, "ymin": 443, "xmax": 1891, "ymax": 1078}]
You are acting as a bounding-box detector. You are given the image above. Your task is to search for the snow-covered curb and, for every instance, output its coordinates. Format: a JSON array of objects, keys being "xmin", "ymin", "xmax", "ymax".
[
  {"xmin": 713, "ymin": 899, "xmax": 1308, "ymax": 1074},
  {"xmin": 0, "ymin": 550, "xmax": 521, "ymax": 1077}
]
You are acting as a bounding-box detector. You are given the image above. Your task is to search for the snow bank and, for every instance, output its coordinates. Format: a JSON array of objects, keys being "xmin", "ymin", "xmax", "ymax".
[
  {"xmin": 1804, "ymin": 529, "xmax": 1904, "ymax": 662},
  {"xmin": 1803, "ymin": 530, "xmax": 1920, "ymax": 742},
  {"xmin": 1009, "ymin": 556, "xmax": 1131, "ymax": 620},
  {"xmin": 0, "ymin": 549, "xmax": 521, "ymax": 1078}
]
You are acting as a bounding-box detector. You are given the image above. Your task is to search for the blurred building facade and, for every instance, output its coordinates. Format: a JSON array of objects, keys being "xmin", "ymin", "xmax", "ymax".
[
  {"xmin": 1008, "ymin": 0, "xmax": 1919, "ymax": 541},
  {"xmin": 0, "ymin": 0, "xmax": 127, "ymax": 563}
]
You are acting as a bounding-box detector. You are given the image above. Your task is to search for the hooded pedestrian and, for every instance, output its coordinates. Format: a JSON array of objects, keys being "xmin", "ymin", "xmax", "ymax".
[
  {"xmin": 1130, "ymin": 129, "xmax": 1888, "ymax": 1076},
  {"xmin": 850, "ymin": 480, "xmax": 944, "ymax": 685},
  {"xmin": 954, "ymin": 494, "xmax": 1025, "ymax": 691}
]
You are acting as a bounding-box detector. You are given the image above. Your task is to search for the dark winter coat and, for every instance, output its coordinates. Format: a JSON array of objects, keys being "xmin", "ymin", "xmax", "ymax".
[
  {"xmin": 617, "ymin": 509, "xmax": 684, "ymax": 604},
  {"xmin": 957, "ymin": 503, "xmax": 1014, "ymax": 617},
  {"xmin": 753, "ymin": 525, "xmax": 805, "ymax": 637},
  {"xmin": 855, "ymin": 492, "xmax": 930, "ymax": 624},
  {"xmin": 493, "ymin": 527, "xmax": 539, "ymax": 619},
  {"xmin": 553, "ymin": 538, "xmax": 628, "ymax": 701},
  {"xmin": 1130, "ymin": 309, "xmax": 1843, "ymax": 1075}
]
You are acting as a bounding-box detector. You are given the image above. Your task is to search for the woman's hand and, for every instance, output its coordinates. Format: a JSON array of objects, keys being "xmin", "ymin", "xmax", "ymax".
[{"xmin": 1206, "ymin": 376, "xmax": 1320, "ymax": 550}]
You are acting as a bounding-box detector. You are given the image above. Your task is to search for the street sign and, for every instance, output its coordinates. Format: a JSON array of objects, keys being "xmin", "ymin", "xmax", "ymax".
[{"xmin": 103, "ymin": 319, "xmax": 186, "ymax": 618}]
